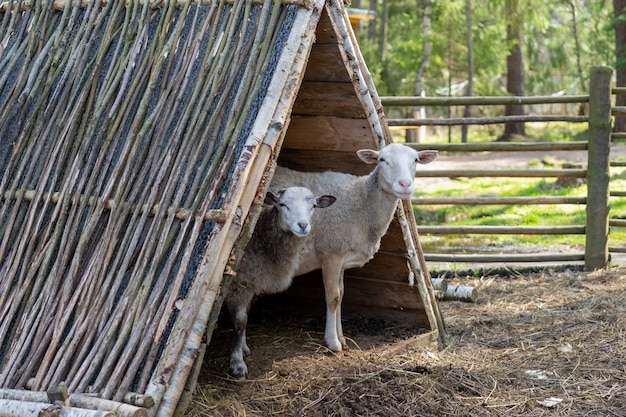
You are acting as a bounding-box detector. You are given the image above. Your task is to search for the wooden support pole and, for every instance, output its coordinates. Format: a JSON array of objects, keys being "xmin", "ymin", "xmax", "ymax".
[{"xmin": 585, "ymin": 66, "xmax": 613, "ymax": 270}]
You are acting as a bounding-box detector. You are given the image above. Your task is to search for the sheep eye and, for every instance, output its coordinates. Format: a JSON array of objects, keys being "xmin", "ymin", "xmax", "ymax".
[{"xmin": 379, "ymin": 158, "xmax": 386, "ymax": 163}]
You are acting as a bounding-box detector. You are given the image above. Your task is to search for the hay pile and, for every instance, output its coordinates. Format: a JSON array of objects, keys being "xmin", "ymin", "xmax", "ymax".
[{"xmin": 187, "ymin": 267, "xmax": 626, "ymax": 416}]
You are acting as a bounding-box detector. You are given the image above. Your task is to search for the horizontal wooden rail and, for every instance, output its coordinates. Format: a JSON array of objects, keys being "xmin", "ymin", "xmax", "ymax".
[
  {"xmin": 415, "ymin": 169, "xmax": 587, "ymax": 178},
  {"xmin": 610, "ymin": 161, "xmax": 626, "ymax": 167},
  {"xmin": 381, "ymin": 95, "xmax": 589, "ymax": 107},
  {"xmin": 609, "ymin": 246, "xmax": 626, "ymax": 253},
  {"xmin": 417, "ymin": 225, "xmax": 585, "ymax": 234},
  {"xmin": 609, "ymin": 219, "xmax": 626, "ymax": 227},
  {"xmin": 388, "ymin": 115, "xmax": 587, "ymax": 127},
  {"xmin": 405, "ymin": 141, "xmax": 587, "ymax": 153},
  {"xmin": 1, "ymin": 189, "xmax": 227, "ymax": 222},
  {"xmin": 612, "ymin": 106, "xmax": 626, "ymax": 116},
  {"xmin": 411, "ymin": 196, "xmax": 586, "ymax": 205},
  {"xmin": 611, "ymin": 191, "xmax": 626, "ymax": 197},
  {"xmin": 424, "ymin": 252, "xmax": 585, "ymax": 263},
  {"xmin": 611, "ymin": 132, "xmax": 626, "ymax": 141},
  {"xmin": 612, "ymin": 87, "xmax": 626, "ymax": 95}
]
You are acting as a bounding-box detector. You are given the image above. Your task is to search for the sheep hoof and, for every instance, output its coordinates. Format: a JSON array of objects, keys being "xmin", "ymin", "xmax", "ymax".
[
  {"xmin": 325, "ymin": 338, "xmax": 343, "ymax": 353},
  {"xmin": 340, "ymin": 337, "xmax": 348, "ymax": 351},
  {"xmin": 230, "ymin": 361, "xmax": 248, "ymax": 379}
]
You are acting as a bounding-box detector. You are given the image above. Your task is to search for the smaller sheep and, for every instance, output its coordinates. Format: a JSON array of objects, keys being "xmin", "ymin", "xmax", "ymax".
[{"xmin": 224, "ymin": 187, "xmax": 336, "ymax": 379}]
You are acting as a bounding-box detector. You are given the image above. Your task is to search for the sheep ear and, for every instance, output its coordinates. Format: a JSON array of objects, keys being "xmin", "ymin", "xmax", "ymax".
[
  {"xmin": 417, "ymin": 150, "xmax": 438, "ymax": 164},
  {"xmin": 356, "ymin": 149, "xmax": 379, "ymax": 164},
  {"xmin": 315, "ymin": 195, "xmax": 336, "ymax": 209},
  {"xmin": 264, "ymin": 191, "xmax": 279, "ymax": 206}
]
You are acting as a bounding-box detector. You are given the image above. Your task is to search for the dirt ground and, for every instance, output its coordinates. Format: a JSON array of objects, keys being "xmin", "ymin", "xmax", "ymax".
[{"xmin": 186, "ymin": 266, "xmax": 626, "ymax": 416}]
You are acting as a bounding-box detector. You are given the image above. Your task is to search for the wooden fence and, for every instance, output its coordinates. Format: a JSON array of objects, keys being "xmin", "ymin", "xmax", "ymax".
[{"xmin": 382, "ymin": 66, "xmax": 625, "ymax": 271}]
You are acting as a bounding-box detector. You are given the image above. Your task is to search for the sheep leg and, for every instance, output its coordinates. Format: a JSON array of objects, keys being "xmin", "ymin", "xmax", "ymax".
[
  {"xmin": 321, "ymin": 255, "xmax": 347, "ymax": 352},
  {"xmin": 226, "ymin": 300, "xmax": 251, "ymax": 379},
  {"xmin": 335, "ymin": 269, "xmax": 346, "ymax": 349}
]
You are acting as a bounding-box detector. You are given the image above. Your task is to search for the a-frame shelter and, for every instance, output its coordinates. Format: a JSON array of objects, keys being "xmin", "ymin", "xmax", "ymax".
[{"xmin": 0, "ymin": 0, "xmax": 444, "ymax": 415}]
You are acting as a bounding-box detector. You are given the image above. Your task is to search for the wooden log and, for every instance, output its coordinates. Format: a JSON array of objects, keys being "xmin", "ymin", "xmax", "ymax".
[
  {"xmin": 585, "ymin": 66, "xmax": 612, "ymax": 270},
  {"xmin": 0, "ymin": 390, "xmax": 148, "ymax": 417},
  {"xmin": 443, "ymin": 285, "xmax": 478, "ymax": 303},
  {"xmin": 609, "ymin": 246, "xmax": 626, "ymax": 253},
  {"xmin": 381, "ymin": 95, "xmax": 589, "ymax": 107},
  {"xmin": 404, "ymin": 141, "xmax": 588, "ymax": 152},
  {"xmin": 70, "ymin": 395, "xmax": 148, "ymax": 417},
  {"xmin": 431, "ymin": 278, "xmax": 448, "ymax": 292},
  {"xmin": 0, "ymin": 399, "xmax": 115, "ymax": 417},
  {"xmin": 388, "ymin": 115, "xmax": 588, "ymax": 127},
  {"xmin": 47, "ymin": 383, "xmax": 69, "ymax": 406},
  {"xmin": 414, "ymin": 169, "xmax": 587, "ymax": 178},
  {"xmin": 122, "ymin": 393, "xmax": 154, "ymax": 409},
  {"xmin": 412, "ymin": 196, "xmax": 587, "ymax": 205}
]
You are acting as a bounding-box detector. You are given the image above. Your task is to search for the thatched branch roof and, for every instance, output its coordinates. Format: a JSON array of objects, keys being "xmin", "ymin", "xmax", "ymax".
[
  {"xmin": 0, "ymin": 0, "xmax": 324, "ymax": 414},
  {"xmin": 0, "ymin": 0, "xmax": 445, "ymax": 415}
]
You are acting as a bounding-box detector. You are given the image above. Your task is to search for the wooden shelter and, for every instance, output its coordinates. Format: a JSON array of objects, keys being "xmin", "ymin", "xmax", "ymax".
[{"xmin": 0, "ymin": 0, "xmax": 444, "ymax": 415}]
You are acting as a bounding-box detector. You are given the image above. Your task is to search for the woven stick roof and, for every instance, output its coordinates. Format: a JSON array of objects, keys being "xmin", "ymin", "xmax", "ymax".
[
  {"xmin": 0, "ymin": 0, "xmax": 444, "ymax": 415},
  {"xmin": 0, "ymin": 0, "xmax": 326, "ymax": 414}
]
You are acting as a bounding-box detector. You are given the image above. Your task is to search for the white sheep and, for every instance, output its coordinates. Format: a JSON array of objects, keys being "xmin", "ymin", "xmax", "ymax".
[
  {"xmin": 224, "ymin": 187, "xmax": 336, "ymax": 379},
  {"xmin": 269, "ymin": 143, "xmax": 438, "ymax": 352}
]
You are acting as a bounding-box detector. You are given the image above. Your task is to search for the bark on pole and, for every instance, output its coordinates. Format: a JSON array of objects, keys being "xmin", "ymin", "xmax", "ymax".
[{"xmin": 585, "ymin": 66, "xmax": 613, "ymax": 270}]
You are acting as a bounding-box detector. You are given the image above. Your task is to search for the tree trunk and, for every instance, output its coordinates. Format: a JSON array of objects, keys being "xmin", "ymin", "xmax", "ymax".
[
  {"xmin": 614, "ymin": 0, "xmax": 626, "ymax": 131},
  {"xmin": 368, "ymin": 0, "xmax": 376, "ymax": 42},
  {"xmin": 461, "ymin": 0, "xmax": 474, "ymax": 143},
  {"xmin": 408, "ymin": 0, "xmax": 433, "ymax": 143},
  {"xmin": 378, "ymin": 0, "xmax": 388, "ymax": 61},
  {"xmin": 503, "ymin": 22, "xmax": 526, "ymax": 139}
]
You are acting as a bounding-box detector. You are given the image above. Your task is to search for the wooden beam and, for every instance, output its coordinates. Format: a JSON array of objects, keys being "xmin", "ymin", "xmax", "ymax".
[
  {"xmin": 404, "ymin": 141, "xmax": 587, "ymax": 152},
  {"xmin": 414, "ymin": 169, "xmax": 587, "ymax": 178},
  {"xmin": 417, "ymin": 225, "xmax": 585, "ymax": 235},
  {"xmin": 1, "ymin": 189, "xmax": 227, "ymax": 222},
  {"xmin": 381, "ymin": 95, "xmax": 589, "ymax": 107},
  {"xmin": 424, "ymin": 252, "xmax": 585, "ymax": 263},
  {"xmin": 412, "ymin": 196, "xmax": 587, "ymax": 205},
  {"xmin": 388, "ymin": 115, "xmax": 588, "ymax": 127}
]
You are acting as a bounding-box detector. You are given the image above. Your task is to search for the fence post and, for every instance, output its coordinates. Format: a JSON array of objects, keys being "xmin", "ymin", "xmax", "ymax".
[{"xmin": 585, "ymin": 66, "xmax": 612, "ymax": 270}]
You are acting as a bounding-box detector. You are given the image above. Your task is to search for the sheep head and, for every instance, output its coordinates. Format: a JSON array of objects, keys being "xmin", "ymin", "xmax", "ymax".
[
  {"xmin": 265, "ymin": 187, "xmax": 336, "ymax": 237},
  {"xmin": 357, "ymin": 143, "xmax": 438, "ymax": 199}
]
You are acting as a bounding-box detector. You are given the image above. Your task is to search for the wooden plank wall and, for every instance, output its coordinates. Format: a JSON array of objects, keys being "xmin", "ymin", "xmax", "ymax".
[{"xmin": 280, "ymin": 8, "xmax": 378, "ymax": 175}]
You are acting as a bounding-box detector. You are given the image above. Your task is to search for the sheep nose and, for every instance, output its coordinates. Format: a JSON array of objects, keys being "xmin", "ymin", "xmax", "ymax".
[
  {"xmin": 298, "ymin": 222, "xmax": 309, "ymax": 233},
  {"xmin": 398, "ymin": 179, "xmax": 412, "ymax": 188}
]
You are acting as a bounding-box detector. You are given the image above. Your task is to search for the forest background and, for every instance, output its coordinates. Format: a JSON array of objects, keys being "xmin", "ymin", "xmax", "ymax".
[{"xmin": 353, "ymin": 0, "xmax": 626, "ymax": 140}]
